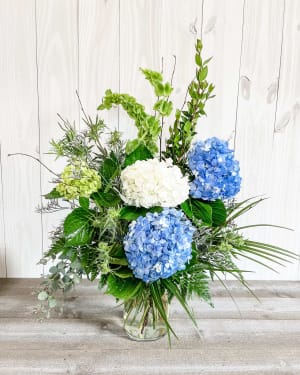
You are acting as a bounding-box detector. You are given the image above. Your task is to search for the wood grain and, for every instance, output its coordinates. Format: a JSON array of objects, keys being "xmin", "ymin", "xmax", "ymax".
[
  {"xmin": 0, "ymin": 0, "xmax": 43, "ymax": 277},
  {"xmin": 269, "ymin": 0, "xmax": 300, "ymax": 279},
  {"xmin": 0, "ymin": 1, "xmax": 299, "ymax": 280},
  {"xmin": 36, "ymin": 0, "xmax": 79, "ymax": 268},
  {"xmin": 78, "ymin": 0, "xmax": 119, "ymax": 128},
  {"xmin": 160, "ymin": 0, "xmax": 203, "ymax": 146},
  {"xmin": 200, "ymin": 0, "xmax": 244, "ymax": 141},
  {"xmin": 119, "ymin": 0, "xmax": 162, "ymax": 139},
  {"xmin": 233, "ymin": 0, "xmax": 294, "ymax": 279},
  {"xmin": 0, "ymin": 279, "xmax": 299, "ymax": 374}
]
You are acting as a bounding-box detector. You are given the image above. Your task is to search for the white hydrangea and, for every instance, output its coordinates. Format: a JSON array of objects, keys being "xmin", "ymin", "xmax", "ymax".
[{"xmin": 120, "ymin": 158, "xmax": 189, "ymax": 208}]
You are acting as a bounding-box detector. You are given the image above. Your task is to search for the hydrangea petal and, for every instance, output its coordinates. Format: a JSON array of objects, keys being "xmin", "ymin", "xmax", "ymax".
[
  {"xmin": 120, "ymin": 158, "xmax": 189, "ymax": 208},
  {"xmin": 187, "ymin": 138, "xmax": 241, "ymax": 201},
  {"xmin": 123, "ymin": 208, "xmax": 195, "ymax": 282}
]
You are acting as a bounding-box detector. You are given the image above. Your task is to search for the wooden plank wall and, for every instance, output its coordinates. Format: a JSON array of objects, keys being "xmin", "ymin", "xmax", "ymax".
[{"xmin": 0, "ymin": 0, "xmax": 299, "ymax": 279}]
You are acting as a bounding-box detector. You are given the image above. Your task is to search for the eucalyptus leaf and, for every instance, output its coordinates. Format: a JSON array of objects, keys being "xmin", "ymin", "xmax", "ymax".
[{"xmin": 38, "ymin": 291, "xmax": 48, "ymax": 301}]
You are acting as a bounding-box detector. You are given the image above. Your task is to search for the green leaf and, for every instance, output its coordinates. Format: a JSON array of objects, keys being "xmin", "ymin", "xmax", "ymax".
[
  {"xmin": 100, "ymin": 154, "xmax": 119, "ymax": 183},
  {"xmin": 186, "ymin": 199, "xmax": 212, "ymax": 226},
  {"xmin": 79, "ymin": 197, "xmax": 89, "ymax": 209},
  {"xmin": 198, "ymin": 66, "xmax": 208, "ymax": 81},
  {"xmin": 195, "ymin": 54, "xmax": 202, "ymax": 66},
  {"xmin": 38, "ymin": 291, "xmax": 48, "ymax": 301},
  {"xmin": 124, "ymin": 143, "xmax": 153, "ymax": 167},
  {"xmin": 164, "ymin": 82, "xmax": 173, "ymax": 96},
  {"xmin": 150, "ymin": 283, "xmax": 177, "ymax": 342},
  {"xmin": 49, "ymin": 266, "xmax": 58, "ymax": 274},
  {"xmin": 153, "ymin": 100, "xmax": 173, "ymax": 116},
  {"xmin": 203, "ymin": 56, "xmax": 213, "ymax": 65},
  {"xmin": 48, "ymin": 297, "xmax": 57, "ymax": 308},
  {"xmin": 109, "ymin": 256, "xmax": 128, "ymax": 266},
  {"xmin": 205, "ymin": 199, "xmax": 227, "ymax": 226},
  {"xmin": 64, "ymin": 208, "xmax": 93, "ymax": 246},
  {"xmin": 91, "ymin": 190, "xmax": 121, "ymax": 208},
  {"xmin": 125, "ymin": 139, "xmax": 140, "ymax": 154},
  {"xmin": 106, "ymin": 275, "xmax": 142, "ymax": 300},
  {"xmin": 113, "ymin": 267, "xmax": 133, "ymax": 278},
  {"xmin": 183, "ymin": 199, "xmax": 226, "ymax": 227},
  {"xmin": 163, "ymin": 279, "xmax": 199, "ymax": 332},
  {"xmin": 181, "ymin": 200, "xmax": 193, "ymax": 219},
  {"xmin": 154, "ymin": 82, "xmax": 165, "ymax": 97},
  {"xmin": 119, "ymin": 206, "xmax": 162, "ymax": 221},
  {"xmin": 44, "ymin": 188, "xmax": 62, "ymax": 199}
]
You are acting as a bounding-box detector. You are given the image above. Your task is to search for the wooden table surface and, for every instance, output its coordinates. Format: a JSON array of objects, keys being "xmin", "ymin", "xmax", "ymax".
[{"xmin": 0, "ymin": 279, "xmax": 300, "ymax": 375}]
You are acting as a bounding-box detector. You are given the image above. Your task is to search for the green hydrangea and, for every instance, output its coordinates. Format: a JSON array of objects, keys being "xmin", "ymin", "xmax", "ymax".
[{"xmin": 56, "ymin": 161, "xmax": 101, "ymax": 200}]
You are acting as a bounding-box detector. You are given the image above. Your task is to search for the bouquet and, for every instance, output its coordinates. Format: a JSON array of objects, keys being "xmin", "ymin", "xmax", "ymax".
[{"xmin": 36, "ymin": 40, "xmax": 296, "ymax": 343}]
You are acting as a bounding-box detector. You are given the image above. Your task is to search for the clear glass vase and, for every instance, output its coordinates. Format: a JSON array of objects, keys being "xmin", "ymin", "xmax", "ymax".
[{"xmin": 123, "ymin": 292, "xmax": 169, "ymax": 341}]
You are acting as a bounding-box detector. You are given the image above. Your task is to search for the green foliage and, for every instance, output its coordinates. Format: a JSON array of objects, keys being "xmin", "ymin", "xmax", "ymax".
[
  {"xmin": 50, "ymin": 114, "xmax": 106, "ymax": 163},
  {"xmin": 208, "ymin": 199, "xmax": 227, "ymax": 226},
  {"xmin": 181, "ymin": 198, "xmax": 226, "ymax": 227},
  {"xmin": 79, "ymin": 197, "xmax": 89, "ymax": 209},
  {"xmin": 98, "ymin": 90, "xmax": 161, "ymax": 154},
  {"xmin": 106, "ymin": 274, "xmax": 142, "ymax": 300},
  {"xmin": 119, "ymin": 206, "xmax": 163, "ymax": 221},
  {"xmin": 100, "ymin": 152, "xmax": 120, "ymax": 186},
  {"xmin": 44, "ymin": 188, "xmax": 62, "ymax": 199},
  {"xmin": 123, "ymin": 143, "xmax": 153, "ymax": 167},
  {"xmin": 91, "ymin": 190, "xmax": 121, "ymax": 208},
  {"xmin": 64, "ymin": 208, "xmax": 94, "ymax": 246},
  {"xmin": 165, "ymin": 39, "xmax": 215, "ymax": 167},
  {"xmin": 140, "ymin": 68, "xmax": 173, "ymax": 116}
]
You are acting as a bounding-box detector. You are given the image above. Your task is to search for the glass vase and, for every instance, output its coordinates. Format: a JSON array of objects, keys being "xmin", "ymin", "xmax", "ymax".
[{"xmin": 123, "ymin": 292, "xmax": 169, "ymax": 341}]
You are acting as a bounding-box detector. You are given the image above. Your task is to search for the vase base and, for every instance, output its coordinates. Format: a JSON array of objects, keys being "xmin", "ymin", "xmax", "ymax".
[{"xmin": 125, "ymin": 328, "xmax": 167, "ymax": 342}]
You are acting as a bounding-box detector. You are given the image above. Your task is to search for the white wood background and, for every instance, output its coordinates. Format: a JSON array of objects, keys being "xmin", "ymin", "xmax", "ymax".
[{"xmin": 0, "ymin": 0, "xmax": 299, "ymax": 279}]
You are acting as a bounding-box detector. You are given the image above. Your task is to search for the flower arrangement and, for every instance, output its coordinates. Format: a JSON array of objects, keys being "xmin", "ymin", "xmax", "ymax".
[{"xmin": 36, "ymin": 39, "xmax": 296, "ymax": 343}]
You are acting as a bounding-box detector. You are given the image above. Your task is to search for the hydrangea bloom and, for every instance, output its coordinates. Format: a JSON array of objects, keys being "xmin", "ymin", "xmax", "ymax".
[
  {"xmin": 187, "ymin": 137, "xmax": 241, "ymax": 201},
  {"xmin": 124, "ymin": 208, "xmax": 195, "ymax": 283},
  {"xmin": 120, "ymin": 158, "xmax": 189, "ymax": 208},
  {"xmin": 56, "ymin": 161, "xmax": 101, "ymax": 200}
]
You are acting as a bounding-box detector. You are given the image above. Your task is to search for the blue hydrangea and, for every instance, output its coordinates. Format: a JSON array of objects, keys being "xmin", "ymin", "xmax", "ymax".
[
  {"xmin": 187, "ymin": 137, "xmax": 241, "ymax": 201},
  {"xmin": 123, "ymin": 208, "xmax": 195, "ymax": 283}
]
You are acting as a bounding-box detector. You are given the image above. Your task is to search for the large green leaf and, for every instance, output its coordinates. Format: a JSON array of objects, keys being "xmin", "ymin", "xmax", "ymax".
[
  {"xmin": 206, "ymin": 199, "xmax": 227, "ymax": 226},
  {"xmin": 63, "ymin": 208, "xmax": 93, "ymax": 246},
  {"xmin": 119, "ymin": 206, "xmax": 162, "ymax": 221},
  {"xmin": 91, "ymin": 190, "xmax": 121, "ymax": 208},
  {"xmin": 191, "ymin": 200, "xmax": 212, "ymax": 226},
  {"xmin": 181, "ymin": 199, "xmax": 212, "ymax": 226},
  {"xmin": 106, "ymin": 275, "xmax": 142, "ymax": 300},
  {"xmin": 180, "ymin": 200, "xmax": 193, "ymax": 219},
  {"xmin": 182, "ymin": 198, "xmax": 226, "ymax": 227},
  {"xmin": 124, "ymin": 143, "xmax": 153, "ymax": 167},
  {"xmin": 79, "ymin": 197, "xmax": 89, "ymax": 209}
]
